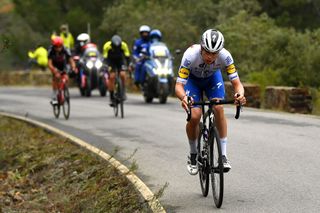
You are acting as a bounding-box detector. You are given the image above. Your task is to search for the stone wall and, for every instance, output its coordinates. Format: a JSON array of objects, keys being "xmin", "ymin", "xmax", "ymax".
[
  {"xmin": 0, "ymin": 70, "xmax": 51, "ymax": 86},
  {"xmin": 264, "ymin": 86, "xmax": 312, "ymax": 114},
  {"xmin": 224, "ymin": 82, "xmax": 261, "ymax": 108}
]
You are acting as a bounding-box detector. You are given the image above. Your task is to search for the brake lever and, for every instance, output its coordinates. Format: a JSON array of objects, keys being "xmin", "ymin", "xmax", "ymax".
[
  {"xmin": 235, "ymin": 94, "xmax": 242, "ymax": 119},
  {"xmin": 186, "ymin": 96, "xmax": 192, "ymax": 122}
]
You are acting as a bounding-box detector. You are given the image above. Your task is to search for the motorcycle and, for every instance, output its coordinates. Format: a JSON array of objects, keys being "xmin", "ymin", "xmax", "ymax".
[
  {"xmin": 141, "ymin": 42, "xmax": 174, "ymax": 104},
  {"xmin": 78, "ymin": 48, "xmax": 108, "ymax": 97}
]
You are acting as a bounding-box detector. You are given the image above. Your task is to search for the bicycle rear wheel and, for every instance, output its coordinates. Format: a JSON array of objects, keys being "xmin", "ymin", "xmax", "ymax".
[
  {"xmin": 63, "ymin": 87, "xmax": 70, "ymax": 120},
  {"xmin": 198, "ymin": 122, "xmax": 209, "ymax": 197},
  {"xmin": 209, "ymin": 126, "xmax": 224, "ymax": 208}
]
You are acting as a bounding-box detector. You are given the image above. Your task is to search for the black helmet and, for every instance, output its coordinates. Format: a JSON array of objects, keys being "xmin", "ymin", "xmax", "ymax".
[{"xmin": 111, "ymin": 35, "xmax": 122, "ymax": 48}]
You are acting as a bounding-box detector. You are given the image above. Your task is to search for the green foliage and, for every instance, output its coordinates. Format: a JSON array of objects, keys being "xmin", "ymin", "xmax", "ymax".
[
  {"xmin": 1, "ymin": 0, "xmax": 320, "ymax": 88},
  {"xmin": 258, "ymin": 0, "xmax": 320, "ymax": 30},
  {"xmin": 217, "ymin": 10, "xmax": 320, "ymax": 88},
  {"xmin": 247, "ymin": 69, "xmax": 281, "ymax": 89},
  {"xmin": 310, "ymin": 88, "xmax": 320, "ymax": 115}
]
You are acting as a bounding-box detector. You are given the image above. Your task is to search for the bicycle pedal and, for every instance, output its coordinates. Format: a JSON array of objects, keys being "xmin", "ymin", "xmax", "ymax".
[{"xmin": 223, "ymin": 167, "xmax": 231, "ymax": 173}]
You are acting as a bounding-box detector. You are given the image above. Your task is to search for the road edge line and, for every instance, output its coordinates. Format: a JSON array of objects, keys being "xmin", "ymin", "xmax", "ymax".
[{"xmin": 0, "ymin": 112, "xmax": 166, "ymax": 213}]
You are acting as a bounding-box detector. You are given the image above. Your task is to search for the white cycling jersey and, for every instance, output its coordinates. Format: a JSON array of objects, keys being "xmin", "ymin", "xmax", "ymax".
[{"xmin": 177, "ymin": 44, "xmax": 239, "ymax": 85}]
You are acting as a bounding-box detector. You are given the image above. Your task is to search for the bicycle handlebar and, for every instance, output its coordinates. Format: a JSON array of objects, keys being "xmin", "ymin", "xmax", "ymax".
[{"xmin": 186, "ymin": 96, "xmax": 242, "ymax": 121}]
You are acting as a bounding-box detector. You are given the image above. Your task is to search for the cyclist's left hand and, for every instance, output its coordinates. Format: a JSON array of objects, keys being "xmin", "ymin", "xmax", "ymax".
[
  {"xmin": 181, "ymin": 95, "xmax": 192, "ymax": 112},
  {"xmin": 234, "ymin": 93, "xmax": 246, "ymax": 105},
  {"xmin": 54, "ymin": 70, "xmax": 61, "ymax": 79}
]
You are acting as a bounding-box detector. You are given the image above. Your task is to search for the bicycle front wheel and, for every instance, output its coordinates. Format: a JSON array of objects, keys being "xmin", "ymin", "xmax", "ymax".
[
  {"xmin": 53, "ymin": 93, "xmax": 60, "ymax": 118},
  {"xmin": 115, "ymin": 77, "xmax": 124, "ymax": 118},
  {"xmin": 198, "ymin": 122, "xmax": 209, "ymax": 197},
  {"xmin": 63, "ymin": 87, "xmax": 70, "ymax": 120},
  {"xmin": 113, "ymin": 99, "xmax": 119, "ymax": 117},
  {"xmin": 209, "ymin": 126, "xmax": 224, "ymax": 208},
  {"xmin": 113, "ymin": 78, "xmax": 120, "ymax": 117},
  {"xmin": 53, "ymin": 103, "xmax": 60, "ymax": 118},
  {"xmin": 120, "ymin": 95, "xmax": 124, "ymax": 119}
]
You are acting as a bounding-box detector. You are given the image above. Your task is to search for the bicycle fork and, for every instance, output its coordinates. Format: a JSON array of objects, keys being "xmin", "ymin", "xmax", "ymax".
[
  {"xmin": 58, "ymin": 78, "xmax": 66, "ymax": 104},
  {"xmin": 198, "ymin": 127, "xmax": 210, "ymax": 174}
]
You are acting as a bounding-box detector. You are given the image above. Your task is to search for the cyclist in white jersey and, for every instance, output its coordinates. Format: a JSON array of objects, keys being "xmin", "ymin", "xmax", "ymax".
[{"xmin": 175, "ymin": 29, "xmax": 246, "ymax": 175}]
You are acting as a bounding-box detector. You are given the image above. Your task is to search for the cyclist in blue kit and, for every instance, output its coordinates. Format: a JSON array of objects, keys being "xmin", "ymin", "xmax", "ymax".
[{"xmin": 175, "ymin": 29, "xmax": 246, "ymax": 175}]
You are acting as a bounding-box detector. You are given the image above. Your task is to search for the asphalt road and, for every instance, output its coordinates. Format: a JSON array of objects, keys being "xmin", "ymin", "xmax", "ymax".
[{"xmin": 1, "ymin": 86, "xmax": 320, "ymax": 213}]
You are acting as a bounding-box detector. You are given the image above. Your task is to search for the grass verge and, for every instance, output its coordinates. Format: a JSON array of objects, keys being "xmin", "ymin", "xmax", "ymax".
[{"xmin": 0, "ymin": 116, "xmax": 150, "ymax": 212}]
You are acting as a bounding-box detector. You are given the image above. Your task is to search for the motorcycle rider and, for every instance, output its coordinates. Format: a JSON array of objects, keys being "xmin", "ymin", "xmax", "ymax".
[
  {"xmin": 150, "ymin": 29, "xmax": 162, "ymax": 43},
  {"xmin": 132, "ymin": 25, "xmax": 151, "ymax": 88},
  {"xmin": 48, "ymin": 36, "xmax": 76, "ymax": 105},
  {"xmin": 103, "ymin": 35, "xmax": 131, "ymax": 106},
  {"xmin": 75, "ymin": 33, "xmax": 104, "ymax": 93},
  {"xmin": 149, "ymin": 29, "xmax": 171, "ymax": 57},
  {"xmin": 74, "ymin": 33, "xmax": 91, "ymax": 57}
]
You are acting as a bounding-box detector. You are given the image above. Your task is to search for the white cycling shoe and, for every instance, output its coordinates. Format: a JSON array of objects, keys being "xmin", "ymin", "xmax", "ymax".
[
  {"xmin": 187, "ymin": 153, "xmax": 198, "ymax": 175},
  {"xmin": 222, "ymin": 155, "xmax": 231, "ymax": 172}
]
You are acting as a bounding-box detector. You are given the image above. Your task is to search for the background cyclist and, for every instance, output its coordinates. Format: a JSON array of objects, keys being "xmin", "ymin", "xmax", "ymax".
[
  {"xmin": 175, "ymin": 29, "xmax": 246, "ymax": 175},
  {"xmin": 103, "ymin": 35, "xmax": 131, "ymax": 106},
  {"xmin": 48, "ymin": 36, "xmax": 76, "ymax": 105}
]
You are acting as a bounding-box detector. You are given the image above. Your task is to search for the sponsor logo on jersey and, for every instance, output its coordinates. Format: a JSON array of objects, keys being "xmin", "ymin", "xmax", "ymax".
[
  {"xmin": 183, "ymin": 59, "xmax": 191, "ymax": 67},
  {"xmin": 226, "ymin": 64, "xmax": 236, "ymax": 74},
  {"xmin": 199, "ymin": 63, "xmax": 205, "ymax": 68},
  {"xmin": 178, "ymin": 67, "xmax": 190, "ymax": 79},
  {"xmin": 225, "ymin": 56, "xmax": 233, "ymax": 65}
]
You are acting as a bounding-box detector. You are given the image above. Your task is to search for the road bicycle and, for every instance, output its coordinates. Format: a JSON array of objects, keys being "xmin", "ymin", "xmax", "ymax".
[
  {"xmin": 186, "ymin": 96, "xmax": 241, "ymax": 208},
  {"xmin": 112, "ymin": 67, "xmax": 125, "ymax": 118},
  {"xmin": 52, "ymin": 72, "xmax": 70, "ymax": 120}
]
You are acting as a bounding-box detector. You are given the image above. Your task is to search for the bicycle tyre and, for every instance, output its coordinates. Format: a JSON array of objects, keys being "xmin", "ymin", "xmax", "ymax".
[
  {"xmin": 209, "ymin": 126, "xmax": 224, "ymax": 208},
  {"xmin": 113, "ymin": 78, "xmax": 121, "ymax": 117},
  {"xmin": 63, "ymin": 87, "xmax": 70, "ymax": 120},
  {"xmin": 198, "ymin": 122, "xmax": 209, "ymax": 197},
  {"xmin": 53, "ymin": 103, "xmax": 60, "ymax": 118},
  {"xmin": 53, "ymin": 92, "xmax": 60, "ymax": 118},
  {"xmin": 117, "ymin": 77, "xmax": 124, "ymax": 118},
  {"xmin": 113, "ymin": 97, "xmax": 119, "ymax": 117}
]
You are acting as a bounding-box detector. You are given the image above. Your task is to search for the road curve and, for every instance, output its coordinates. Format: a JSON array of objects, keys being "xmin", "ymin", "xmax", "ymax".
[{"xmin": 1, "ymin": 86, "xmax": 320, "ymax": 213}]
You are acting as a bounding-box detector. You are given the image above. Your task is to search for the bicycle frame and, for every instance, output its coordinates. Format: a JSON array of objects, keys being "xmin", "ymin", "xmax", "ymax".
[
  {"xmin": 57, "ymin": 74, "xmax": 68, "ymax": 104},
  {"xmin": 186, "ymin": 96, "xmax": 241, "ymax": 208},
  {"xmin": 112, "ymin": 67, "xmax": 125, "ymax": 118},
  {"xmin": 52, "ymin": 71, "xmax": 70, "ymax": 120}
]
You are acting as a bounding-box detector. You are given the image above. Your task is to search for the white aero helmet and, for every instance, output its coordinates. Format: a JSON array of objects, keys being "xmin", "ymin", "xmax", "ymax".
[
  {"xmin": 77, "ymin": 33, "xmax": 90, "ymax": 44},
  {"xmin": 200, "ymin": 29, "xmax": 224, "ymax": 53},
  {"xmin": 139, "ymin": 25, "xmax": 151, "ymax": 33}
]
